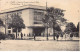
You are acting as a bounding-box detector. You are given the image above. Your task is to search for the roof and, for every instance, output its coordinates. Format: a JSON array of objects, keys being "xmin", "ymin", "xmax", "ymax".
[{"xmin": 0, "ymin": 4, "xmax": 46, "ymax": 14}]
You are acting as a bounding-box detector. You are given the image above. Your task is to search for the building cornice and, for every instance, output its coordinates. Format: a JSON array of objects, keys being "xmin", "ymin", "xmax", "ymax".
[{"xmin": 0, "ymin": 4, "xmax": 46, "ymax": 14}]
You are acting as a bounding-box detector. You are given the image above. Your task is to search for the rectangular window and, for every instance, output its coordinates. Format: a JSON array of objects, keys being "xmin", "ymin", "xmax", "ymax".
[
  {"xmin": 34, "ymin": 11, "xmax": 44, "ymax": 24},
  {"xmin": 8, "ymin": 30, "xmax": 11, "ymax": 34},
  {"xmin": 8, "ymin": 26, "xmax": 11, "ymax": 29}
]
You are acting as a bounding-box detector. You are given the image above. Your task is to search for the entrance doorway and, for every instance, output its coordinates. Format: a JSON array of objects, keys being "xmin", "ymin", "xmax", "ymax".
[{"xmin": 33, "ymin": 27, "xmax": 45, "ymax": 36}]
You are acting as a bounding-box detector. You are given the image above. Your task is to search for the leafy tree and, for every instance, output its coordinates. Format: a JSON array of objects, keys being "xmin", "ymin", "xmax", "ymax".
[
  {"xmin": 64, "ymin": 22, "xmax": 77, "ymax": 37},
  {"xmin": 0, "ymin": 19, "xmax": 5, "ymax": 39},
  {"xmin": 42, "ymin": 7, "xmax": 67, "ymax": 40},
  {"xmin": 0, "ymin": 19, "xmax": 4, "ymax": 34},
  {"xmin": 77, "ymin": 22, "xmax": 79, "ymax": 32},
  {"xmin": 9, "ymin": 13, "xmax": 25, "ymax": 39},
  {"xmin": 0, "ymin": 19, "xmax": 3, "ymax": 26}
]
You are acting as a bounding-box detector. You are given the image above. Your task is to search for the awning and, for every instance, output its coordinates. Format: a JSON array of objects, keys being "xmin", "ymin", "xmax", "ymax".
[{"xmin": 27, "ymin": 24, "xmax": 45, "ymax": 28}]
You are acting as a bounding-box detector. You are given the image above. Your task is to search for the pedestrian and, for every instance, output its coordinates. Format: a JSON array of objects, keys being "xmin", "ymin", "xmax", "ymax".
[
  {"xmin": 34, "ymin": 33, "xmax": 36, "ymax": 40},
  {"xmin": 70, "ymin": 33, "xmax": 73, "ymax": 40},
  {"xmin": 61, "ymin": 32, "xmax": 63, "ymax": 40},
  {"xmin": 56, "ymin": 34, "xmax": 59, "ymax": 41},
  {"xmin": 21, "ymin": 32, "xmax": 23, "ymax": 40}
]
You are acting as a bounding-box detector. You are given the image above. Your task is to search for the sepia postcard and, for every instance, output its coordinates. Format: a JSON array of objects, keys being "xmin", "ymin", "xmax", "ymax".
[{"xmin": 0, "ymin": 0, "xmax": 80, "ymax": 51}]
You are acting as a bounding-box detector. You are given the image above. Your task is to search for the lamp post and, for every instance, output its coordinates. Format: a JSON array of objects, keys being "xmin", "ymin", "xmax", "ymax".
[
  {"xmin": 46, "ymin": 0, "xmax": 49, "ymax": 41},
  {"xmin": 5, "ymin": 14, "xmax": 8, "ymax": 35},
  {"xmin": 46, "ymin": 23, "xmax": 49, "ymax": 40}
]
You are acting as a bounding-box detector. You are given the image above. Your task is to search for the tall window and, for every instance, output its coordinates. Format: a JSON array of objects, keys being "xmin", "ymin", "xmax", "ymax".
[{"xmin": 34, "ymin": 11, "xmax": 44, "ymax": 24}]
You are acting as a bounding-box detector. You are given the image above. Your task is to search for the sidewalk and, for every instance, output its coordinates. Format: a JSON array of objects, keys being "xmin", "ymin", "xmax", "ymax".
[
  {"xmin": 26, "ymin": 36, "xmax": 79, "ymax": 41},
  {"xmin": 0, "ymin": 40, "xmax": 79, "ymax": 51}
]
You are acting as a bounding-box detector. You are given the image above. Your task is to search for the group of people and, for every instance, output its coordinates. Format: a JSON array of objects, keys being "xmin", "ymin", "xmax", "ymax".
[
  {"xmin": 19, "ymin": 32, "xmax": 74, "ymax": 40},
  {"xmin": 19, "ymin": 32, "xmax": 60, "ymax": 40}
]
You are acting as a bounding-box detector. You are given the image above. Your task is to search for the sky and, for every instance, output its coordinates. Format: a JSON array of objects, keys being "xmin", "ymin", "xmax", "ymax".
[{"xmin": 0, "ymin": 0, "xmax": 80, "ymax": 27}]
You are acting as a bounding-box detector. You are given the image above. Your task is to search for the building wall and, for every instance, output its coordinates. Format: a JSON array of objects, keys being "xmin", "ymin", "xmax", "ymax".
[
  {"xmin": 21, "ymin": 9, "xmax": 46, "ymax": 36},
  {"xmin": 0, "ymin": 26, "xmax": 5, "ymax": 33},
  {"xmin": 0, "ymin": 5, "xmax": 54, "ymax": 39},
  {"xmin": 21, "ymin": 9, "xmax": 34, "ymax": 35},
  {"xmin": 0, "ymin": 8, "xmax": 54, "ymax": 37}
]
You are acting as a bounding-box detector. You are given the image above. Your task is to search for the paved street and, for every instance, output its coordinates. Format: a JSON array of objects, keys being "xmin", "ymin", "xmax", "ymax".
[{"xmin": 0, "ymin": 40, "xmax": 79, "ymax": 51}]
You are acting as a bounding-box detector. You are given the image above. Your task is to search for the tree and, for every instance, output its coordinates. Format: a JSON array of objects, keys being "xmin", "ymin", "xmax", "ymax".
[
  {"xmin": 0, "ymin": 19, "xmax": 5, "ymax": 40},
  {"xmin": 64, "ymin": 22, "xmax": 77, "ymax": 34},
  {"xmin": 42, "ymin": 7, "xmax": 67, "ymax": 40},
  {"xmin": 0, "ymin": 19, "xmax": 4, "ymax": 33},
  {"xmin": 64, "ymin": 22, "xmax": 77, "ymax": 38},
  {"xmin": 0, "ymin": 19, "xmax": 3, "ymax": 26},
  {"xmin": 9, "ymin": 12, "xmax": 25, "ymax": 39},
  {"xmin": 77, "ymin": 22, "xmax": 79, "ymax": 32}
]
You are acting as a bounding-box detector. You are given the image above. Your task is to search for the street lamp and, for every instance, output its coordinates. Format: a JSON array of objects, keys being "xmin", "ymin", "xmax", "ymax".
[{"xmin": 46, "ymin": 22, "xmax": 49, "ymax": 41}]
